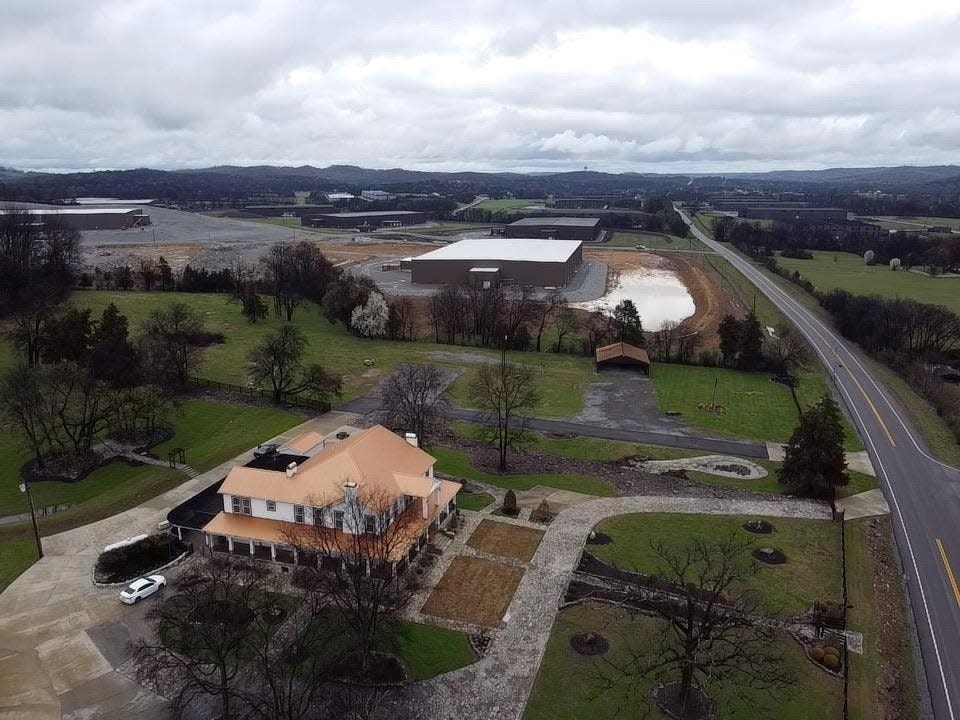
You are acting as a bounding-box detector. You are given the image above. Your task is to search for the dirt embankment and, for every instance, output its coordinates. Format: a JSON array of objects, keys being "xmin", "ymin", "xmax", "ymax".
[{"xmin": 583, "ymin": 248, "xmax": 740, "ymax": 347}]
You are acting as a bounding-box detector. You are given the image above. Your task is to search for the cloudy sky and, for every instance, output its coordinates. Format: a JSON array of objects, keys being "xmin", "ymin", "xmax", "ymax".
[{"xmin": 2, "ymin": 0, "xmax": 959, "ymax": 174}]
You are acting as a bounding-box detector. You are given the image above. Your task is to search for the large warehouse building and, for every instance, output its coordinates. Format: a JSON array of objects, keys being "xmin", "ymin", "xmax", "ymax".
[
  {"xmin": 0, "ymin": 207, "xmax": 150, "ymax": 230},
  {"xmin": 504, "ymin": 216, "xmax": 601, "ymax": 242},
  {"xmin": 410, "ymin": 238, "xmax": 582, "ymax": 288},
  {"xmin": 305, "ymin": 210, "xmax": 426, "ymax": 229}
]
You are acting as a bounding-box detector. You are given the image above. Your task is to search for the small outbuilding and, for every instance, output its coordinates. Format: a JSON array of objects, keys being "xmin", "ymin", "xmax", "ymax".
[{"xmin": 595, "ymin": 342, "xmax": 651, "ymax": 375}]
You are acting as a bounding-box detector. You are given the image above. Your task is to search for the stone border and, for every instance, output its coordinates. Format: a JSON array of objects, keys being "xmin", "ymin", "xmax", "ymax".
[{"xmin": 91, "ymin": 548, "xmax": 193, "ymax": 588}]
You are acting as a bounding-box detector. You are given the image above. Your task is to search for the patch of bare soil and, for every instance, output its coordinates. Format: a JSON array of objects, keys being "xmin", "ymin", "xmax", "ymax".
[
  {"xmin": 863, "ymin": 517, "xmax": 916, "ymax": 720},
  {"xmin": 436, "ymin": 430, "xmax": 772, "ymax": 501}
]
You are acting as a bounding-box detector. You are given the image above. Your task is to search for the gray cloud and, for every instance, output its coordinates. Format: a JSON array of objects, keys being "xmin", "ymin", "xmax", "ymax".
[{"xmin": 1, "ymin": 0, "xmax": 959, "ymax": 173}]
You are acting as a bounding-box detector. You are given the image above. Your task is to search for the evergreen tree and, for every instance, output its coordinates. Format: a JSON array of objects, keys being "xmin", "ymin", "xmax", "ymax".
[
  {"xmin": 717, "ymin": 314, "xmax": 741, "ymax": 366},
  {"xmin": 738, "ymin": 311, "xmax": 764, "ymax": 370},
  {"xmin": 778, "ymin": 395, "xmax": 849, "ymax": 499},
  {"xmin": 612, "ymin": 299, "xmax": 645, "ymax": 346}
]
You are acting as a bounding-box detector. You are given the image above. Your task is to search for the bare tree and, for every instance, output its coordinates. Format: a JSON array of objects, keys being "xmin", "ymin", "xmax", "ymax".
[
  {"xmin": 552, "ymin": 305, "xmax": 579, "ymax": 353},
  {"xmin": 378, "ymin": 364, "xmax": 449, "ymax": 446},
  {"xmin": 0, "ymin": 364, "xmax": 56, "ymax": 465},
  {"xmin": 651, "ymin": 320, "xmax": 682, "ymax": 363},
  {"xmin": 285, "ymin": 486, "xmax": 419, "ymax": 676},
  {"xmin": 468, "ymin": 359, "xmax": 539, "ymax": 471},
  {"xmin": 386, "ymin": 296, "xmax": 417, "ymax": 340},
  {"xmin": 534, "ymin": 291, "xmax": 561, "ymax": 352},
  {"xmin": 138, "ymin": 258, "xmax": 159, "ymax": 291},
  {"xmin": 583, "ymin": 309, "xmax": 616, "ymax": 356},
  {"xmin": 596, "ymin": 537, "xmax": 792, "ymax": 717},
  {"xmin": 767, "ymin": 322, "xmax": 810, "ymax": 380},
  {"xmin": 261, "ymin": 244, "xmax": 302, "ymax": 321},
  {"xmin": 132, "ymin": 558, "xmax": 287, "ymax": 720},
  {"xmin": 140, "ymin": 302, "xmax": 209, "ymax": 385},
  {"xmin": 247, "ymin": 325, "xmax": 342, "ymax": 403}
]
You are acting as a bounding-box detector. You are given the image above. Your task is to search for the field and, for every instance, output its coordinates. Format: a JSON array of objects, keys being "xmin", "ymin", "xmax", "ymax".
[
  {"xmin": 649, "ymin": 363, "xmax": 861, "ymax": 449},
  {"xmin": 605, "ymin": 231, "xmax": 707, "ymax": 252},
  {"xmin": 777, "ymin": 250, "xmax": 960, "ymax": 314},
  {"xmin": 472, "ymin": 198, "xmax": 545, "ymax": 213},
  {"xmin": 590, "ymin": 513, "xmax": 842, "ymax": 615},
  {"xmin": 858, "ymin": 215, "xmax": 960, "ymax": 232},
  {"xmin": 64, "ymin": 290, "xmax": 595, "ymax": 408},
  {"xmin": 524, "ymin": 603, "xmax": 843, "ymax": 720}
]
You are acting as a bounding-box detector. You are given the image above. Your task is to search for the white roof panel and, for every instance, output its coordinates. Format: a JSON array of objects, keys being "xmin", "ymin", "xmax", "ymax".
[
  {"xmin": 412, "ymin": 238, "xmax": 582, "ymax": 264},
  {"xmin": 0, "ymin": 208, "xmax": 142, "ymax": 215}
]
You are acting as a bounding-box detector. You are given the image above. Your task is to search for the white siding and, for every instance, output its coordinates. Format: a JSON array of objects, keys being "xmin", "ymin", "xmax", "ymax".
[
  {"xmin": 223, "ymin": 494, "xmax": 232, "ymax": 513},
  {"xmin": 251, "ymin": 498, "xmax": 295, "ymax": 522}
]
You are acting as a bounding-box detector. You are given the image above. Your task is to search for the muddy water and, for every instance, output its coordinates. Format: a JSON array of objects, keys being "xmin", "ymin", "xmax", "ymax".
[{"xmin": 573, "ymin": 267, "xmax": 695, "ymax": 329}]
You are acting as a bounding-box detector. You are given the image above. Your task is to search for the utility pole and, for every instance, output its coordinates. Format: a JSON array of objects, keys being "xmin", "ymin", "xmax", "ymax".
[{"xmin": 19, "ymin": 483, "xmax": 43, "ymax": 559}]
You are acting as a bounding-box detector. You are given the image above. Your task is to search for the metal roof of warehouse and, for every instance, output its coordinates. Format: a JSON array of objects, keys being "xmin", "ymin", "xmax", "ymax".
[
  {"xmin": 319, "ymin": 210, "xmax": 424, "ymax": 218},
  {"xmin": 507, "ymin": 216, "xmax": 600, "ymax": 227},
  {"xmin": 0, "ymin": 207, "xmax": 144, "ymax": 215},
  {"xmin": 412, "ymin": 238, "xmax": 582, "ymax": 263}
]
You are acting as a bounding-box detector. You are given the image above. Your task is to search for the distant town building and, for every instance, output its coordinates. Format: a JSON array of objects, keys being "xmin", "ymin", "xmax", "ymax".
[
  {"xmin": 409, "ymin": 238, "xmax": 583, "ymax": 287},
  {"xmin": 504, "ymin": 217, "xmax": 601, "ymax": 242},
  {"xmin": 324, "ymin": 192, "xmax": 356, "ymax": 204},
  {"xmin": 244, "ymin": 204, "xmax": 335, "ymax": 218},
  {"xmin": 553, "ymin": 196, "xmax": 622, "ymax": 209},
  {"xmin": 360, "ymin": 190, "xmax": 396, "ymax": 201},
  {"xmin": 739, "ymin": 207, "xmax": 848, "ymax": 222}
]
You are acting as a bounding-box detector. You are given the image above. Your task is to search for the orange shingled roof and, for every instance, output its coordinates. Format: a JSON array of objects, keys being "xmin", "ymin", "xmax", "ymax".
[
  {"xmin": 595, "ymin": 341, "xmax": 651, "ymax": 365},
  {"xmin": 220, "ymin": 425, "xmax": 436, "ymax": 508},
  {"xmin": 203, "ymin": 477, "xmax": 462, "ymax": 561},
  {"xmin": 282, "ymin": 431, "xmax": 325, "ymax": 454}
]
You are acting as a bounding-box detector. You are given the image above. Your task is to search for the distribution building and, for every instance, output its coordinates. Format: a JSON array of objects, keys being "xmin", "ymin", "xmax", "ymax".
[
  {"xmin": 0, "ymin": 207, "xmax": 150, "ymax": 230},
  {"xmin": 504, "ymin": 216, "xmax": 601, "ymax": 242},
  {"xmin": 305, "ymin": 210, "xmax": 426, "ymax": 229},
  {"xmin": 409, "ymin": 238, "xmax": 582, "ymax": 288}
]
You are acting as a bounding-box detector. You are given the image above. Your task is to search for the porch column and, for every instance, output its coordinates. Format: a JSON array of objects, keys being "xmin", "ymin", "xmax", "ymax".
[
  {"xmin": 227, "ymin": 536, "xmax": 234, "ymax": 553},
  {"xmin": 270, "ymin": 543, "xmax": 277, "ymax": 561},
  {"xmin": 292, "ymin": 547, "xmax": 298, "ymax": 565},
  {"xmin": 364, "ymin": 559, "xmax": 371, "ymax": 577},
  {"xmin": 176, "ymin": 526, "xmax": 182, "ymax": 541},
  {"xmin": 249, "ymin": 540, "xmax": 255, "ymax": 555}
]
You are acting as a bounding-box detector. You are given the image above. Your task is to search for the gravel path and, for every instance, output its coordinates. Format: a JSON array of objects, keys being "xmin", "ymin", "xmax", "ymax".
[{"xmin": 403, "ymin": 494, "xmax": 830, "ymax": 719}]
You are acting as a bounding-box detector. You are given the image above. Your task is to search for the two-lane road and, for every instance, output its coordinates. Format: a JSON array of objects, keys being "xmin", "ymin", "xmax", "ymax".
[{"xmin": 679, "ymin": 208, "xmax": 960, "ymax": 720}]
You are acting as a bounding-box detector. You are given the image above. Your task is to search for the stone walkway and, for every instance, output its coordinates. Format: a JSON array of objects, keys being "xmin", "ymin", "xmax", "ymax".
[{"xmin": 404, "ymin": 495, "xmax": 831, "ymax": 720}]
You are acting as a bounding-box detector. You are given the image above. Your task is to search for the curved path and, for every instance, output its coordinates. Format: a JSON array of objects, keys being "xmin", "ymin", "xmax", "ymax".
[
  {"xmin": 680, "ymin": 207, "xmax": 960, "ymax": 719},
  {"xmin": 407, "ymin": 495, "xmax": 830, "ymax": 720}
]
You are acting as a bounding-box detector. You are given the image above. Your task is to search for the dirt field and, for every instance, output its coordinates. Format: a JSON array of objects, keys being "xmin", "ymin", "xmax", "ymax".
[
  {"xmin": 466, "ymin": 519, "xmax": 545, "ymax": 562},
  {"xmin": 421, "ymin": 556, "xmax": 524, "ymax": 628}
]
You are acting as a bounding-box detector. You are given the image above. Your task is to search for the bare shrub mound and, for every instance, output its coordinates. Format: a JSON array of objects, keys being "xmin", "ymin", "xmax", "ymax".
[{"xmin": 570, "ymin": 632, "xmax": 609, "ymax": 656}]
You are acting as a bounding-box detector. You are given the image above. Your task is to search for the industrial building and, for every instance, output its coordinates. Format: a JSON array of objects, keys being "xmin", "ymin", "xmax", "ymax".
[
  {"xmin": 409, "ymin": 238, "xmax": 582, "ymax": 288},
  {"xmin": 553, "ymin": 196, "xmax": 622, "ymax": 209},
  {"xmin": 305, "ymin": 210, "xmax": 426, "ymax": 230},
  {"xmin": 504, "ymin": 216, "xmax": 601, "ymax": 242},
  {"xmin": 243, "ymin": 204, "xmax": 335, "ymax": 218},
  {"xmin": 738, "ymin": 207, "xmax": 848, "ymax": 222},
  {"xmin": 0, "ymin": 207, "xmax": 150, "ymax": 230}
]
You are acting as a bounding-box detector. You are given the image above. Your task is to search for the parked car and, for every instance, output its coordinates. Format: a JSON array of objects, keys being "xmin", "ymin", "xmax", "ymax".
[
  {"xmin": 254, "ymin": 443, "xmax": 279, "ymax": 457},
  {"xmin": 119, "ymin": 574, "xmax": 166, "ymax": 604}
]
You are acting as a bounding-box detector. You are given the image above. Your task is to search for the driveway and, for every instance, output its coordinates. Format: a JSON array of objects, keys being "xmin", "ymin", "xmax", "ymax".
[
  {"xmin": 0, "ymin": 411, "xmax": 358, "ymax": 720},
  {"xmin": 574, "ymin": 368, "xmax": 698, "ymax": 435}
]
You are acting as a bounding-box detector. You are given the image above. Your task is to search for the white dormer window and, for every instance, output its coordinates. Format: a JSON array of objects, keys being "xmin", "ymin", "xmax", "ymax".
[
  {"xmin": 232, "ymin": 496, "xmax": 251, "ymax": 515},
  {"xmin": 364, "ymin": 515, "xmax": 376, "ymax": 534},
  {"xmin": 266, "ymin": 500, "xmax": 276, "ymax": 512},
  {"xmin": 334, "ymin": 510, "xmax": 344, "ymax": 531},
  {"xmin": 294, "ymin": 505, "xmax": 305, "ymax": 524},
  {"xmin": 312, "ymin": 506, "xmax": 325, "ymax": 526}
]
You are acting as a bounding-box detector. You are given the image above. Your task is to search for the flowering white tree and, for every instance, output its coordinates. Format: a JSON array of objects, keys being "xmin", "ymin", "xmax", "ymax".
[
  {"xmin": 864, "ymin": 250, "xmax": 875, "ymax": 265},
  {"xmin": 350, "ymin": 292, "xmax": 389, "ymax": 337},
  {"xmin": 890, "ymin": 257, "xmax": 902, "ymax": 271}
]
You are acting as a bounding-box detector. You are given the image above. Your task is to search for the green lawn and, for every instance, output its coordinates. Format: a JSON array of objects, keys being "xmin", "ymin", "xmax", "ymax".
[
  {"xmin": 649, "ymin": 363, "xmax": 861, "ymax": 449},
  {"xmin": 777, "ymin": 250, "xmax": 960, "ymax": 315},
  {"xmin": 590, "ymin": 513, "xmax": 842, "ymax": 615},
  {"xmin": 856, "ymin": 215, "xmax": 960, "ymax": 231},
  {"xmin": 432, "ymin": 446, "xmax": 616, "ymax": 497},
  {"xmin": 456, "ymin": 490, "xmax": 494, "ymax": 511},
  {"xmin": 66, "ymin": 291, "xmax": 594, "ymax": 408},
  {"xmin": 0, "ymin": 540, "xmax": 39, "ymax": 594},
  {"xmin": 380, "ymin": 619, "xmax": 475, "ymax": 680},
  {"xmin": 473, "ymin": 198, "xmax": 545, "ymax": 213},
  {"xmin": 524, "ymin": 603, "xmax": 843, "ymax": 720},
  {"xmin": 153, "ymin": 400, "xmax": 301, "ymax": 472},
  {"xmin": 605, "ymin": 231, "xmax": 707, "ymax": 252},
  {"xmin": 445, "ymin": 362, "xmax": 592, "ymax": 418},
  {"xmin": 688, "ymin": 465, "xmax": 875, "ymax": 499}
]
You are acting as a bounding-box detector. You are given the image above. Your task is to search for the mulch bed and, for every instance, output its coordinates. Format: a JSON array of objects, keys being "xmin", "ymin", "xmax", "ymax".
[
  {"xmin": 570, "ymin": 632, "xmax": 609, "ymax": 656},
  {"xmin": 435, "ymin": 430, "xmax": 767, "ymax": 501},
  {"xmin": 189, "ymin": 600, "xmax": 255, "ymax": 627},
  {"xmin": 752, "ymin": 547, "xmax": 788, "ymax": 565},
  {"xmin": 742, "ymin": 520, "xmax": 775, "ymax": 534},
  {"xmin": 332, "ymin": 651, "xmax": 408, "ymax": 685},
  {"xmin": 422, "ymin": 556, "xmax": 524, "ymax": 628},
  {"xmin": 95, "ymin": 533, "xmax": 190, "ymax": 584},
  {"xmin": 587, "ymin": 532, "xmax": 613, "ymax": 545},
  {"xmin": 650, "ymin": 681, "xmax": 715, "ymax": 720},
  {"xmin": 21, "ymin": 452, "xmax": 106, "ymax": 484},
  {"xmin": 467, "ymin": 519, "xmax": 544, "ymax": 562}
]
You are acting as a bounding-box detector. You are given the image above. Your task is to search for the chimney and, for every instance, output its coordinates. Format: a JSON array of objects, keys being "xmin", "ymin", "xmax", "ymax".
[
  {"xmin": 404, "ymin": 432, "xmax": 418, "ymax": 448},
  {"xmin": 285, "ymin": 461, "xmax": 298, "ymax": 478},
  {"xmin": 343, "ymin": 481, "xmax": 357, "ymax": 501}
]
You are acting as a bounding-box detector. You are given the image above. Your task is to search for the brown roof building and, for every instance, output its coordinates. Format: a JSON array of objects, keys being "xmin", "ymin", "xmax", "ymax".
[{"xmin": 595, "ymin": 342, "xmax": 651, "ymax": 374}]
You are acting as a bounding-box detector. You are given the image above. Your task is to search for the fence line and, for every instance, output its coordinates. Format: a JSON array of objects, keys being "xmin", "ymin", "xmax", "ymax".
[{"xmin": 187, "ymin": 376, "xmax": 331, "ymax": 413}]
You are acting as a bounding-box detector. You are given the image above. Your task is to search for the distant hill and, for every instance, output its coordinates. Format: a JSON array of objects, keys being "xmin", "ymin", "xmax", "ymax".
[{"xmin": 2, "ymin": 163, "xmax": 959, "ymax": 203}]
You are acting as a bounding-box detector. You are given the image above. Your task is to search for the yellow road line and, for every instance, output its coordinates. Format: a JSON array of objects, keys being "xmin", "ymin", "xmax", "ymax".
[
  {"xmin": 840, "ymin": 363, "xmax": 897, "ymax": 447},
  {"xmin": 936, "ymin": 539, "xmax": 960, "ymax": 608}
]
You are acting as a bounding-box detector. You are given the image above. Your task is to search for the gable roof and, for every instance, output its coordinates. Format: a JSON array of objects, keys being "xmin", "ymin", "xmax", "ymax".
[
  {"xmin": 220, "ymin": 425, "xmax": 436, "ymax": 509},
  {"xmin": 595, "ymin": 342, "xmax": 651, "ymax": 365}
]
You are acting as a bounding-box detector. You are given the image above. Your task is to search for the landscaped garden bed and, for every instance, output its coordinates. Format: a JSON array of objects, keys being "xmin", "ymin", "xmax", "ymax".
[
  {"xmin": 94, "ymin": 533, "xmax": 190, "ymax": 584},
  {"xmin": 421, "ymin": 555, "xmax": 524, "ymax": 628},
  {"xmin": 466, "ymin": 519, "xmax": 544, "ymax": 562}
]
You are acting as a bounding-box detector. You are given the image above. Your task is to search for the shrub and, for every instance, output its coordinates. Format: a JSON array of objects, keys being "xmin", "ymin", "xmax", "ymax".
[
  {"xmin": 94, "ymin": 534, "xmax": 188, "ymax": 584},
  {"xmin": 530, "ymin": 499, "xmax": 555, "ymax": 524},
  {"xmin": 502, "ymin": 489, "xmax": 518, "ymax": 516},
  {"xmin": 823, "ymin": 653, "xmax": 841, "ymax": 670},
  {"xmin": 811, "ymin": 647, "xmax": 825, "ymax": 662}
]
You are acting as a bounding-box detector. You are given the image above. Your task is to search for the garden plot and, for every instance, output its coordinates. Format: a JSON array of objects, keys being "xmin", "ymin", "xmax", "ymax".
[
  {"xmin": 421, "ymin": 556, "xmax": 524, "ymax": 628},
  {"xmin": 466, "ymin": 519, "xmax": 545, "ymax": 562}
]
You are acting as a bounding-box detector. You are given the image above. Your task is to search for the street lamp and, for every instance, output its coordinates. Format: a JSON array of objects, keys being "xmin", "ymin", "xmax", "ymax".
[{"xmin": 19, "ymin": 482, "xmax": 43, "ymax": 559}]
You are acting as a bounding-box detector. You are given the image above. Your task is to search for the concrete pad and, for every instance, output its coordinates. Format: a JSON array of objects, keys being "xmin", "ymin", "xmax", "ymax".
[
  {"xmin": 0, "ymin": 707, "xmax": 59, "ymax": 720},
  {"xmin": 765, "ymin": 442, "xmax": 786, "ymax": 462},
  {"xmin": 36, "ymin": 631, "xmax": 112, "ymax": 696},
  {"xmin": 0, "ymin": 649, "xmax": 59, "ymax": 708},
  {"xmin": 60, "ymin": 670, "xmax": 166, "ymax": 720},
  {"xmin": 516, "ymin": 486, "xmax": 596, "ymax": 512},
  {"xmin": 836, "ymin": 489, "xmax": 889, "ymax": 520},
  {"xmin": 767, "ymin": 442, "xmax": 876, "ymax": 477},
  {"xmin": 85, "ymin": 620, "xmax": 133, "ymax": 669}
]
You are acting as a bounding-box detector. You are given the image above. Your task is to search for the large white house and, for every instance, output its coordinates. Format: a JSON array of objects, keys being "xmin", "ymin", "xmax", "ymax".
[{"xmin": 201, "ymin": 425, "xmax": 461, "ymax": 575}]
